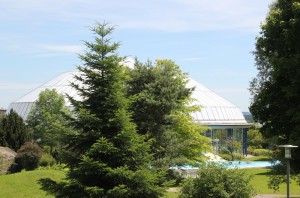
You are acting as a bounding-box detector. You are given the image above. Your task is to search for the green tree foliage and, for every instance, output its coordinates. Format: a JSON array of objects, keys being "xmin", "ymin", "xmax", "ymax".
[
  {"xmin": 0, "ymin": 109, "xmax": 31, "ymax": 151},
  {"xmin": 247, "ymin": 124, "xmax": 264, "ymax": 149},
  {"xmin": 27, "ymin": 88, "xmax": 73, "ymax": 160},
  {"xmin": 180, "ymin": 163, "xmax": 256, "ymax": 198},
  {"xmin": 250, "ymin": 0, "xmax": 300, "ymax": 170},
  {"xmin": 39, "ymin": 23, "xmax": 164, "ymax": 198},
  {"xmin": 126, "ymin": 59, "xmax": 211, "ymax": 168},
  {"xmin": 250, "ymin": 0, "xmax": 300, "ymax": 190},
  {"xmin": 0, "ymin": 111, "xmax": 5, "ymax": 120},
  {"xmin": 226, "ymin": 139, "xmax": 242, "ymax": 161}
]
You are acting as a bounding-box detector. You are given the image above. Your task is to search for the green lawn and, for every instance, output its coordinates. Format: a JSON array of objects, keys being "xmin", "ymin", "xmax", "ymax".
[
  {"xmin": 241, "ymin": 156, "xmax": 272, "ymax": 161},
  {"xmin": 164, "ymin": 168, "xmax": 300, "ymax": 198},
  {"xmin": 164, "ymin": 191, "xmax": 180, "ymax": 198},
  {"xmin": 0, "ymin": 168, "xmax": 299, "ymax": 197},
  {"xmin": 245, "ymin": 168, "xmax": 300, "ymax": 195},
  {"xmin": 0, "ymin": 169, "xmax": 66, "ymax": 198}
]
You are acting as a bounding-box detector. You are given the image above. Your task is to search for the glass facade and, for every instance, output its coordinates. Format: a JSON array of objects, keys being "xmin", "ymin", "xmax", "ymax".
[{"xmin": 205, "ymin": 127, "xmax": 248, "ymax": 155}]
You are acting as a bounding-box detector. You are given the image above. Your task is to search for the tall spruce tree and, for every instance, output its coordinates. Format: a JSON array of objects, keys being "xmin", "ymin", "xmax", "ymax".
[
  {"xmin": 126, "ymin": 59, "xmax": 211, "ymax": 168},
  {"xmin": 39, "ymin": 23, "xmax": 164, "ymax": 198},
  {"xmin": 0, "ymin": 109, "xmax": 31, "ymax": 151}
]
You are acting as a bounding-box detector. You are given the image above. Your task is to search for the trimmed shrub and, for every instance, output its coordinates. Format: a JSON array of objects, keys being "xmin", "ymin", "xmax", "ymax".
[
  {"xmin": 15, "ymin": 142, "xmax": 43, "ymax": 171},
  {"xmin": 252, "ymin": 149, "xmax": 272, "ymax": 156},
  {"xmin": 39, "ymin": 153, "xmax": 56, "ymax": 167},
  {"xmin": 179, "ymin": 163, "xmax": 256, "ymax": 198}
]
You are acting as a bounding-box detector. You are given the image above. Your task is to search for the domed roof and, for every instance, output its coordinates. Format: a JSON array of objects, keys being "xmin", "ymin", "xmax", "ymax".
[
  {"xmin": 187, "ymin": 78, "xmax": 247, "ymax": 126},
  {"xmin": 8, "ymin": 70, "xmax": 81, "ymax": 120},
  {"xmin": 8, "ymin": 60, "xmax": 247, "ymax": 126}
]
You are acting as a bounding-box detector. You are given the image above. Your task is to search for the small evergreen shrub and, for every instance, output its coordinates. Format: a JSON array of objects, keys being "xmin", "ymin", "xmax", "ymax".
[
  {"xmin": 15, "ymin": 142, "xmax": 43, "ymax": 171},
  {"xmin": 39, "ymin": 153, "xmax": 56, "ymax": 167},
  {"xmin": 179, "ymin": 163, "xmax": 256, "ymax": 198},
  {"xmin": 218, "ymin": 154, "xmax": 232, "ymax": 161}
]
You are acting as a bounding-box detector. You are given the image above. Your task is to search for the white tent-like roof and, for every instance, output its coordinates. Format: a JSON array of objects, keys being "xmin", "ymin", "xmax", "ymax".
[{"xmin": 8, "ymin": 60, "xmax": 248, "ymax": 126}]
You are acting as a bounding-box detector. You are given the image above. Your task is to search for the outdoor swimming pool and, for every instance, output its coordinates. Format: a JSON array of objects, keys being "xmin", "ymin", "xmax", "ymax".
[
  {"xmin": 223, "ymin": 161, "xmax": 280, "ymax": 168},
  {"xmin": 172, "ymin": 161, "xmax": 280, "ymax": 169},
  {"xmin": 170, "ymin": 161, "xmax": 281, "ymax": 178}
]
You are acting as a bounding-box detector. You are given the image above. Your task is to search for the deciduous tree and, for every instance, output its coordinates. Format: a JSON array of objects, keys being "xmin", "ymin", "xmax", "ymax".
[
  {"xmin": 247, "ymin": 124, "xmax": 264, "ymax": 149},
  {"xmin": 126, "ymin": 59, "xmax": 211, "ymax": 168},
  {"xmin": 27, "ymin": 88, "xmax": 73, "ymax": 160},
  {"xmin": 250, "ymin": 0, "xmax": 300, "ymax": 170},
  {"xmin": 250, "ymin": 0, "xmax": 300, "ymax": 190}
]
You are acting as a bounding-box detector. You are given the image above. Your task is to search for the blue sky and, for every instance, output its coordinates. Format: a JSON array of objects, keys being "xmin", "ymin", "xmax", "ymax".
[{"xmin": 0, "ymin": 0, "xmax": 273, "ymax": 112}]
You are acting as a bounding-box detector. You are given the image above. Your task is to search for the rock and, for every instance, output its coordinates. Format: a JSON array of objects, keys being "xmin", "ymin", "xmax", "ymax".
[{"xmin": 0, "ymin": 147, "xmax": 16, "ymax": 175}]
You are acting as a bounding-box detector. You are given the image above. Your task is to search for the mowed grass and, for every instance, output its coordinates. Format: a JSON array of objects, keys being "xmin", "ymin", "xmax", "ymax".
[
  {"xmin": 241, "ymin": 156, "xmax": 272, "ymax": 161},
  {"xmin": 164, "ymin": 168, "xmax": 300, "ymax": 198},
  {"xmin": 164, "ymin": 191, "xmax": 180, "ymax": 198},
  {"xmin": 245, "ymin": 168, "xmax": 300, "ymax": 195},
  {"xmin": 0, "ymin": 169, "xmax": 66, "ymax": 198},
  {"xmin": 0, "ymin": 168, "xmax": 299, "ymax": 197}
]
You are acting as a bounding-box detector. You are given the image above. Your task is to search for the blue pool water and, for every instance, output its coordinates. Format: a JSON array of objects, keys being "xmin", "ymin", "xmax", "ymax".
[
  {"xmin": 172, "ymin": 161, "xmax": 280, "ymax": 169},
  {"xmin": 222, "ymin": 161, "xmax": 280, "ymax": 168}
]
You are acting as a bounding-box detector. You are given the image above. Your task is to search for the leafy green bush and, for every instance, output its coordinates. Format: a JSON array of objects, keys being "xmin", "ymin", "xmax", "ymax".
[
  {"xmin": 232, "ymin": 153, "xmax": 243, "ymax": 160},
  {"xmin": 179, "ymin": 163, "xmax": 256, "ymax": 198},
  {"xmin": 39, "ymin": 153, "xmax": 56, "ymax": 167},
  {"xmin": 220, "ymin": 148, "xmax": 231, "ymax": 155},
  {"xmin": 15, "ymin": 142, "xmax": 43, "ymax": 171},
  {"xmin": 252, "ymin": 149, "xmax": 272, "ymax": 156},
  {"xmin": 218, "ymin": 154, "xmax": 232, "ymax": 161}
]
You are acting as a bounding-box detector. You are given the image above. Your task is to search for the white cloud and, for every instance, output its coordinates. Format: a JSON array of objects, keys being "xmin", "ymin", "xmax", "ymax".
[
  {"xmin": 41, "ymin": 45, "xmax": 84, "ymax": 54},
  {"xmin": 2, "ymin": 43, "xmax": 84, "ymax": 57},
  {"xmin": 213, "ymin": 88, "xmax": 248, "ymax": 93},
  {"xmin": 0, "ymin": 0, "xmax": 274, "ymax": 32},
  {"xmin": 0, "ymin": 82, "xmax": 39, "ymax": 90}
]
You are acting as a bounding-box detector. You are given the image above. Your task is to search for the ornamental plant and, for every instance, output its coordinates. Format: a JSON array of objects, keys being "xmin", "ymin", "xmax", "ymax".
[
  {"xmin": 15, "ymin": 142, "xmax": 43, "ymax": 171},
  {"xmin": 180, "ymin": 163, "xmax": 256, "ymax": 198}
]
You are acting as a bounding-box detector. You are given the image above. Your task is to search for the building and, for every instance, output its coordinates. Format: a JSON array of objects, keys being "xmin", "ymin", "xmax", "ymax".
[{"xmin": 8, "ymin": 59, "xmax": 249, "ymax": 155}]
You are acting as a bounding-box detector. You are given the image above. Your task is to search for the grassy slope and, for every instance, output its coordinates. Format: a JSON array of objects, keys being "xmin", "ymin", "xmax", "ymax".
[{"xmin": 0, "ymin": 169, "xmax": 66, "ymax": 198}]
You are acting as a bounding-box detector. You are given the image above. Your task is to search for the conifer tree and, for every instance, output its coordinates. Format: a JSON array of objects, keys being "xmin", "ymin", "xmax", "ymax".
[
  {"xmin": 0, "ymin": 109, "xmax": 31, "ymax": 151},
  {"xmin": 126, "ymin": 59, "xmax": 211, "ymax": 168},
  {"xmin": 39, "ymin": 23, "xmax": 164, "ymax": 198}
]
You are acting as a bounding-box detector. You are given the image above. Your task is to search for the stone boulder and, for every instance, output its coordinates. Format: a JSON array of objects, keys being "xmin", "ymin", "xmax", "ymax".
[{"xmin": 0, "ymin": 147, "xmax": 16, "ymax": 175}]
